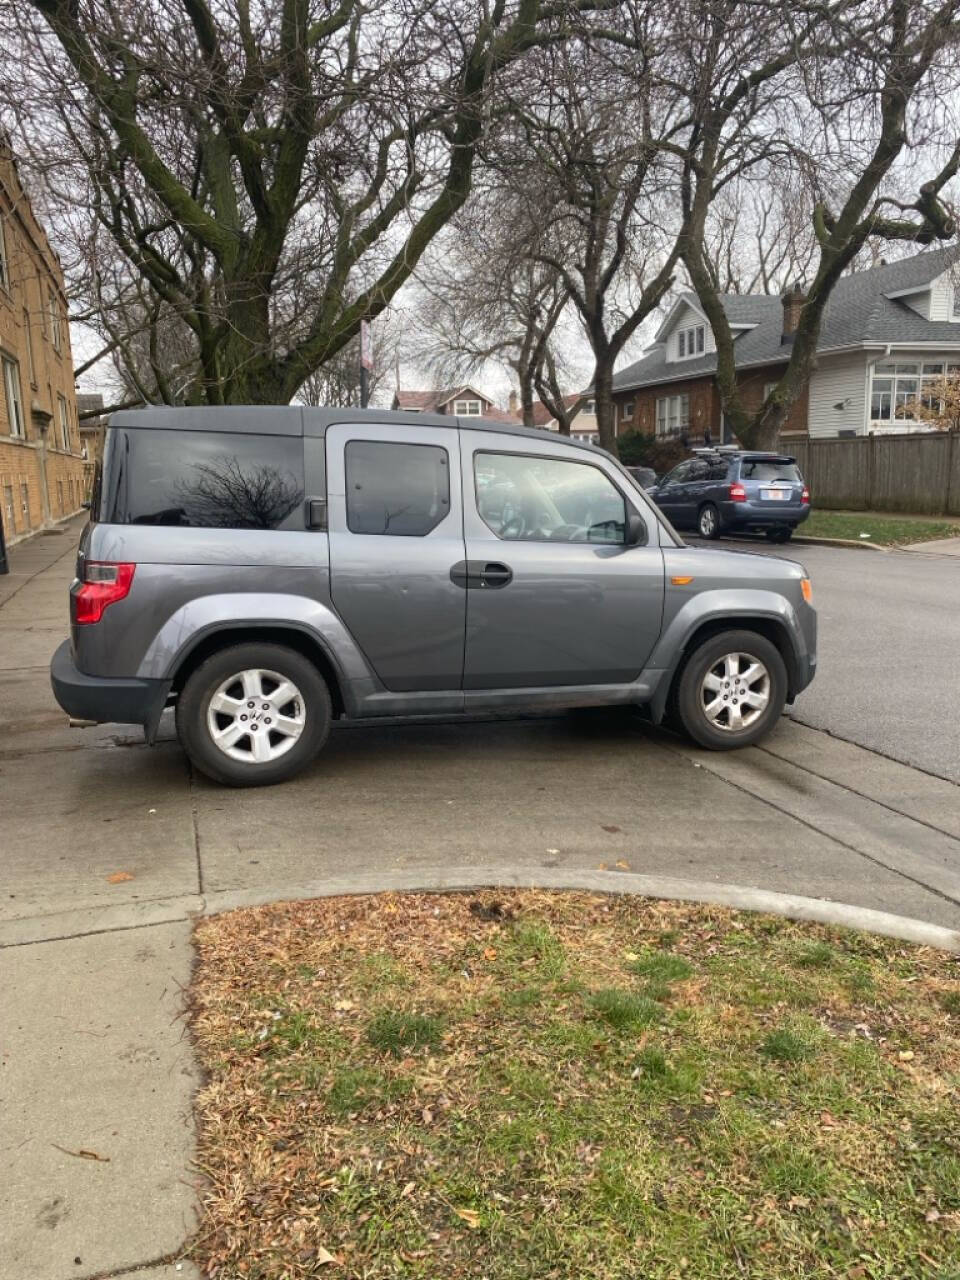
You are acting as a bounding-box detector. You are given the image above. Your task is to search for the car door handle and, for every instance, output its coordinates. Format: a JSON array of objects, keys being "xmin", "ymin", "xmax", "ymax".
[
  {"xmin": 449, "ymin": 560, "xmax": 513, "ymax": 589},
  {"xmin": 479, "ymin": 561, "xmax": 512, "ymax": 588}
]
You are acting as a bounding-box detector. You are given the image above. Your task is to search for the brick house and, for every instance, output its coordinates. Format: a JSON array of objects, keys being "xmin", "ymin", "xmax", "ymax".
[
  {"xmin": 611, "ymin": 246, "xmax": 960, "ymax": 442},
  {"xmin": 391, "ymin": 385, "xmax": 519, "ymax": 423},
  {"xmin": 0, "ymin": 140, "xmax": 85, "ymax": 545}
]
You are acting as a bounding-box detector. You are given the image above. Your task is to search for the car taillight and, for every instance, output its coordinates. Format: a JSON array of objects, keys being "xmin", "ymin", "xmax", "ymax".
[
  {"xmin": 72, "ymin": 562, "xmax": 136, "ymax": 625},
  {"xmin": 729, "ymin": 483, "xmax": 747, "ymax": 502},
  {"xmin": 801, "ymin": 486, "xmax": 810, "ymax": 504}
]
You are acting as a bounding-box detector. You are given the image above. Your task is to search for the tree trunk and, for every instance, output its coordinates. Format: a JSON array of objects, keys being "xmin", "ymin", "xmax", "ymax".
[{"xmin": 592, "ymin": 360, "xmax": 618, "ymax": 457}]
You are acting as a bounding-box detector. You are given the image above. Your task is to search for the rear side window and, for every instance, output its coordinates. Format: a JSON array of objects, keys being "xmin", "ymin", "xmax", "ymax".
[
  {"xmin": 98, "ymin": 428, "xmax": 304, "ymax": 529},
  {"xmin": 345, "ymin": 440, "xmax": 450, "ymax": 536},
  {"xmin": 739, "ymin": 459, "xmax": 801, "ymax": 483}
]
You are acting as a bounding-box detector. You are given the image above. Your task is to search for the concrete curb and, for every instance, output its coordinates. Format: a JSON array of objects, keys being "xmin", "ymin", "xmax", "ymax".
[
  {"xmin": 789, "ymin": 534, "xmax": 888, "ymax": 551},
  {"xmin": 3, "ymin": 867, "xmax": 958, "ymax": 952}
]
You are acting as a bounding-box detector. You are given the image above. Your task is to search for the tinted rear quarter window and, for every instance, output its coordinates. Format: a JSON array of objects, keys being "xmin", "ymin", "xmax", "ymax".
[
  {"xmin": 345, "ymin": 440, "xmax": 450, "ymax": 535},
  {"xmin": 98, "ymin": 428, "xmax": 305, "ymax": 528},
  {"xmin": 739, "ymin": 460, "xmax": 801, "ymax": 483}
]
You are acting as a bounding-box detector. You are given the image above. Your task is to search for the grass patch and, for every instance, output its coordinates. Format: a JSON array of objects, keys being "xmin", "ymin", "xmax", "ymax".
[
  {"xmin": 803, "ymin": 510, "xmax": 960, "ymax": 545},
  {"xmin": 190, "ymin": 891, "xmax": 960, "ymax": 1279},
  {"xmin": 365, "ymin": 1009, "xmax": 444, "ymax": 1057},
  {"xmin": 587, "ymin": 986, "xmax": 661, "ymax": 1032},
  {"xmin": 760, "ymin": 1026, "xmax": 815, "ymax": 1063}
]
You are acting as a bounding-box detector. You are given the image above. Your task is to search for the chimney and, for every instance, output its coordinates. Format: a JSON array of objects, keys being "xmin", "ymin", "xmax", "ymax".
[
  {"xmin": 508, "ymin": 389, "xmax": 519, "ymax": 415},
  {"xmin": 781, "ymin": 281, "xmax": 806, "ymax": 344}
]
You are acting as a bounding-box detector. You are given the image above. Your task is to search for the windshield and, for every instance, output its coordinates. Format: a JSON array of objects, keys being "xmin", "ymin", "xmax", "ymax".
[{"xmin": 739, "ymin": 460, "xmax": 801, "ymax": 483}]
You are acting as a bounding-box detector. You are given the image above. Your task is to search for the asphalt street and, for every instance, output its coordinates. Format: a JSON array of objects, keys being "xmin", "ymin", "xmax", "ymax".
[{"xmin": 699, "ymin": 535, "xmax": 960, "ymax": 783}]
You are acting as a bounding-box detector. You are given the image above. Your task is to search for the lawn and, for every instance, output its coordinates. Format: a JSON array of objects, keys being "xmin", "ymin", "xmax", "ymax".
[
  {"xmin": 803, "ymin": 510, "xmax": 960, "ymax": 545},
  {"xmin": 189, "ymin": 892, "xmax": 960, "ymax": 1279}
]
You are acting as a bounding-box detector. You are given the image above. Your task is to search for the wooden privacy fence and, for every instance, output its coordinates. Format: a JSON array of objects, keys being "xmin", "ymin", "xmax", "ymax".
[{"xmin": 787, "ymin": 431, "xmax": 960, "ymax": 516}]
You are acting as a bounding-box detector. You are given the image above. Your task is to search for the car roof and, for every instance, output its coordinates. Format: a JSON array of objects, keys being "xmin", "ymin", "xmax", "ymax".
[{"xmin": 107, "ymin": 405, "xmax": 604, "ymax": 458}]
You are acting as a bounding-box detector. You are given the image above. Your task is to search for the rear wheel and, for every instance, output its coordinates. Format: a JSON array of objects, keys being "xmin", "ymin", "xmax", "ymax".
[
  {"xmin": 675, "ymin": 630, "xmax": 787, "ymax": 750},
  {"xmin": 176, "ymin": 642, "xmax": 332, "ymax": 786},
  {"xmin": 765, "ymin": 527, "xmax": 793, "ymax": 544},
  {"xmin": 698, "ymin": 503, "xmax": 721, "ymax": 540}
]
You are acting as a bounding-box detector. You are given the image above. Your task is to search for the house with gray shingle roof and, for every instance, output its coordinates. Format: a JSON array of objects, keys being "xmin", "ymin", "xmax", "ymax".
[
  {"xmin": 391, "ymin": 384, "xmax": 520, "ymax": 424},
  {"xmin": 611, "ymin": 245, "xmax": 960, "ymax": 441}
]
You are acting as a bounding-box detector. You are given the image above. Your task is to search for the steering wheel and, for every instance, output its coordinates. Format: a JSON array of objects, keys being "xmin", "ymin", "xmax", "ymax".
[
  {"xmin": 548, "ymin": 523, "xmax": 582, "ymax": 541},
  {"xmin": 500, "ymin": 513, "xmax": 525, "ymax": 539}
]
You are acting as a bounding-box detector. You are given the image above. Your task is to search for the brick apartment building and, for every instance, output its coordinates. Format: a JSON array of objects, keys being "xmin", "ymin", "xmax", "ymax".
[{"xmin": 0, "ymin": 140, "xmax": 85, "ymax": 546}]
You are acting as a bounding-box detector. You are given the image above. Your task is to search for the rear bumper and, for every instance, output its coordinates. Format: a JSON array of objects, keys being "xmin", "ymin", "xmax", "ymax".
[
  {"xmin": 721, "ymin": 502, "xmax": 810, "ymax": 528},
  {"xmin": 50, "ymin": 639, "xmax": 171, "ymax": 736}
]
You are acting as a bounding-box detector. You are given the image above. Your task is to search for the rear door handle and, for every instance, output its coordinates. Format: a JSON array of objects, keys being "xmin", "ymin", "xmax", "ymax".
[
  {"xmin": 449, "ymin": 560, "xmax": 513, "ymax": 589},
  {"xmin": 479, "ymin": 561, "xmax": 512, "ymax": 588}
]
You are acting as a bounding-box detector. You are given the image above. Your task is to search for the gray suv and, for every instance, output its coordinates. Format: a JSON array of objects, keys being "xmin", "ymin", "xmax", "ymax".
[{"xmin": 50, "ymin": 408, "xmax": 817, "ymax": 786}]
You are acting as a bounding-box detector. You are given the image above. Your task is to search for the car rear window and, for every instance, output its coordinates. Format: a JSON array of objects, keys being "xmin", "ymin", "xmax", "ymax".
[
  {"xmin": 97, "ymin": 428, "xmax": 305, "ymax": 529},
  {"xmin": 738, "ymin": 459, "xmax": 801, "ymax": 483}
]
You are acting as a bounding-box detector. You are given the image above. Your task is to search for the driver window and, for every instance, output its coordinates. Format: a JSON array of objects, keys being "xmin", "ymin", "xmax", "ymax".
[
  {"xmin": 474, "ymin": 452, "xmax": 627, "ymax": 544},
  {"xmin": 664, "ymin": 462, "xmax": 692, "ymax": 486}
]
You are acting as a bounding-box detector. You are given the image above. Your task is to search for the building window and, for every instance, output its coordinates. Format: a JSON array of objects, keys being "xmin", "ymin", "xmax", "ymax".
[
  {"xmin": 20, "ymin": 480, "xmax": 30, "ymax": 526},
  {"xmin": 57, "ymin": 479, "xmax": 64, "ymax": 513},
  {"xmin": 953, "ymin": 289, "xmax": 960, "ymax": 318},
  {"xmin": 869, "ymin": 359, "xmax": 960, "ymax": 422},
  {"xmin": 57, "ymin": 394, "xmax": 70, "ymax": 450},
  {"xmin": 0, "ymin": 219, "xmax": 8, "ymax": 292},
  {"xmin": 584, "ymin": 399, "xmax": 596, "ymax": 415},
  {"xmin": 4, "ymin": 483, "xmax": 14, "ymax": 532},
  {"xmin": 2, "ymin": 354, "xmax": 25, "ymax": 438},
  {"xmin": 23, "ymin": 309, "xmax": 36, "ymax": 386},
  {"xmin": 655, "ymin": 393, "xmax": 691, "ymax": 436},
  {"xmin": 677, "ymin": 325, "xmax": 705, "ymax": 359},
  {"xmin": 454, "ymin": 399, "xmax": 481, "ymax": 415},
  {"xmin": 621, "ymin": 400, "xmax": 635, "ymax": 421},
  {"xmin": 49, "ymin": 290, "xmax": 63, "ymax": 353}
]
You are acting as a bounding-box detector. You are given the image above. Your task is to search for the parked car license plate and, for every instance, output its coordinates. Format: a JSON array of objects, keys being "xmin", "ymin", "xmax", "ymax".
[{"xmin": 761, "ymin": 488, "xmax": 789, "ymax": 500}]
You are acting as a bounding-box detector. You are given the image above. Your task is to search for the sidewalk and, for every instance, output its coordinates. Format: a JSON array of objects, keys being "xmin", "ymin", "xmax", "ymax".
[{"xmin": 2, "ymin": 518, "xmax": 959, "ymax": 1278}]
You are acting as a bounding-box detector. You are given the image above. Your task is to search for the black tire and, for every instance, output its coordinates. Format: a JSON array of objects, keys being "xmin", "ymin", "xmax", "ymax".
[
  {"xmin": 765, "ymin": 527, "xmax": 793, "ymax": 544},
  {"xmin": 698, "ymin": 503, "xmax": 722, "ymax": 540},
  {"xmin": 175, "ymin": 642, "xmax": 332, "ymax": 786},
  {"xmin": 675, "ymin": 629, "xmax": 787, "ymax": 750}
]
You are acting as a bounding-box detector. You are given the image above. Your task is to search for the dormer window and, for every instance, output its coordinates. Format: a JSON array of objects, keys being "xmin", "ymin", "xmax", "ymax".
[
  {"xmin": 677, "ymin": 324, "xmax": 705, "ymax": 359},
  {"xmin": 953, "ymin": 288, "xmax": 960, "ymax": 319}
]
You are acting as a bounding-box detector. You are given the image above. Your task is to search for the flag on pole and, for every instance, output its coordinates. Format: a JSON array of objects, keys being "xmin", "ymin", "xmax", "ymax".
[{"xmin": 360, "ymin": 320, "xmax": 373, "ymax": 371}]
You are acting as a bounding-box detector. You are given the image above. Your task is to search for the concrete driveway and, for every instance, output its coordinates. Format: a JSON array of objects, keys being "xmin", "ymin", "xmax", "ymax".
[{"xmin": 2, "ymin": 518, "xmax": 960, "ymax": 1280}]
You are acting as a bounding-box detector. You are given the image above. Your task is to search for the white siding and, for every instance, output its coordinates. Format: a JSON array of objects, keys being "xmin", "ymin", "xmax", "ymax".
[
  {"xmin": 927, "ymin": 271, "xmax": 958, "ymax": 321},
  {"xmin": 807, "ymin": 352, "xmax": 869, "ymax": 438},
  {"xmin": 899, "ymin": 288, "xmax": 932, "ymax": 319},
  {"xmin": 664, "ymin": 302, "xmax": 716, "ymax": 363}
]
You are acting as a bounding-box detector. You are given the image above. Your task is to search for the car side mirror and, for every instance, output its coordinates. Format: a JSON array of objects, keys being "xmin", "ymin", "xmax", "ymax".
[{"xmin": 625, "ymin": 511, "xmax": 646, "ymax": 545}]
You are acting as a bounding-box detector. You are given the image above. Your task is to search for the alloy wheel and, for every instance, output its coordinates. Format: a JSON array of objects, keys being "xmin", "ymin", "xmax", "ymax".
[
  {"xmin": 699, "ymin": 652, "xmax": 770, "ymax": 732},
  {"xmin": 205, "ymin": 668, "xmax": 306, "ymax": 763}
]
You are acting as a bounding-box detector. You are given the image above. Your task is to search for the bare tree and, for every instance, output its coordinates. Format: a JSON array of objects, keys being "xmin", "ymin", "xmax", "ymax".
[
  {"xmin": 416, "ymin": 192, "xmax": 575, "ymax": 425},
  {"xmin": 675, "ymin": 0, "xmax": 960, "ymax": 448},
  {"xmin": 1, "ymin": 0, "xmax": 620, "ymax": 407}
]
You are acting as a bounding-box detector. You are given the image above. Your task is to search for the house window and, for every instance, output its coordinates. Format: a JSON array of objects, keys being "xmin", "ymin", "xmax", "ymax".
[
  {"xmin": 0, "ymin": 219, "xmax": 8, "ymax": 292},
  {"xmin": 57, "ymin": 479, "xmax": 64, "ymax": 513},
  {"xmin": 953, "ymin": 289, "xmax": 960, "ymax": 318},
  {"xmin": 57, "ymin": 394, "xmax": 70, "ymax": 450},
  {"xmin": 869, "ymin": 359, "xmax": 959, "ymax": 422},
  {"xmin": 584, "ymin": 399, "xmax": 596, "ymax": 415},
  {"xmin": 3, "ymin": 483, "xmax": 14, "ymax": 531},
  {"xmin": 621, "ymin": 400, "xmax": 635, "ymax": 421},
  {"xmin": 454, "ymin": 399, "xmax": 481, "ymax": 415},
  {"xmin": 49, "ymin": 289, "xmax": 63, "ymax": 353},
  {"xmin": 655, "ymin": 394, "xmax": 690, "ymax": 436},
  {"xmin": 20, "ymin": 480, "xmax": 30, "ymax": 525},
  {"xmin": 2, "ymin": 354, "xmax": 25, "ymax": 438},
  {"xmin": 677, "ymin": 325, "xmax": 705, "ymax": 359}
]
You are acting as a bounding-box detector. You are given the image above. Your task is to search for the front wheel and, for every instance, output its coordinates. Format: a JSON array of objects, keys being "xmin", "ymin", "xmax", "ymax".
[
  {"xmin": 698, "ymin": 503, "xmax": 721, "ymax": 540},
  {"xmin": 176, "ymin": 642, "xmax": 332, "ymax": 786},
  {"xmin": 675, "ymin": 630, "xmax": 787, "ymax": 750}
]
